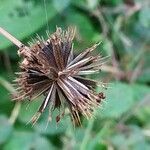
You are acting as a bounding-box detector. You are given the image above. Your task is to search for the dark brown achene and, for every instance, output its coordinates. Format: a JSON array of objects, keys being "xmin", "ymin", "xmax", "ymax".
[{"xmin": 13, "ymin": 27, "xmax": 106, "ymax": 126}]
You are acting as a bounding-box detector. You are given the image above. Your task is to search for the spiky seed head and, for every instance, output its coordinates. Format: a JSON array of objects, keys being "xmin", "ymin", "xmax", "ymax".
[{"xmin": 13, "ymin": 27, "xmax": 106, "ymax": 126}]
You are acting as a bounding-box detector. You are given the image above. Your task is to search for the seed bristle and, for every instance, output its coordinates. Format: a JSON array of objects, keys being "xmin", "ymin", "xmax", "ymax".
[{"xmin": 13, "ymin": 27, "xmax": 106, "ymax": 126}]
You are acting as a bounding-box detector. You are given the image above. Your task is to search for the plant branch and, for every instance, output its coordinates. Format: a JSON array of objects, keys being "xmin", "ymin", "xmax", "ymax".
[
  {"xmin": 9, "ymin": 102, "xmax": 21, "ymax": 125},
  {"xmin": 0, "ymin": 27, "xmax": 24, "ymax": 48},
  {"xmin": 101, "ymin": 65, "xmax": 125, "ymax": 78},
  {"xmin": 0, "ymin": 76, "xmax": 21, "ymax": 125}
]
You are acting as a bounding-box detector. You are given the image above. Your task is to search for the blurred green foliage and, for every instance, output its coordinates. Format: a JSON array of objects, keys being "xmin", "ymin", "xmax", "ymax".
[{"xmin": 0, "ymin": 0, "xmax": 150, "ymax": 150}]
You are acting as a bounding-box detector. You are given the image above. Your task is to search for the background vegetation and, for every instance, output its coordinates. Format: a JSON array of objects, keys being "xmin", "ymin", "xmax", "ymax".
[{"xmin": 0, "ymin": 0, "xmax": 150, "ymax": 149}]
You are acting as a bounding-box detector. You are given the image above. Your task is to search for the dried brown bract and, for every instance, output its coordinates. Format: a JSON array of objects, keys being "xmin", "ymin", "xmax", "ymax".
[{"xmin": 13, "ymin": 27, "xmax": 106, "ymax": 126}]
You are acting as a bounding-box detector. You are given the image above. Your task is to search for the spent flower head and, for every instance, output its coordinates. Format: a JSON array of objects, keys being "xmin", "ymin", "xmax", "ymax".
[{"xmin": 7, "ymin": 27, "xmax": 106, "ymax": 126}]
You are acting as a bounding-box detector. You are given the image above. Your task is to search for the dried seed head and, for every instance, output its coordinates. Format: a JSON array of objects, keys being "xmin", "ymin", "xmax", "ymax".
[{"xmin": 13, "ymin": 27, "xmax": 106, "ymax": 126}]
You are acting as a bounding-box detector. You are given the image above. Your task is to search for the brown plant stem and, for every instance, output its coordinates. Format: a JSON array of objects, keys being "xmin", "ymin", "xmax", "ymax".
[
  {"xmin": 101, "ymin": 65, "xmax": 124, "ymax": 78},
  {"xmin": 0, "ymin": 27, "xmax": 23, "ymax": 48}
]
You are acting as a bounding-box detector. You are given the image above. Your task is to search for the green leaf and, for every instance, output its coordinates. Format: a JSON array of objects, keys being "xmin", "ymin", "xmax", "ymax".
[
  {"xmin": 18, "ymin": 96, "xmax": 68, "ymax": 135},
  {"xmin": 52, "ymin": 0, "xmax": 71, "ymax": 12},
  {"xmin": 18, "ymin": 98, "xmax": 42, "ymax": 124},
  {"xmin": 66, "ymin": 9, "xmax": 98, "ymax": 44},
  {"xmin": 100, "ymin": 82, "xmax": 134, "ymax": 118},
  {"xmin": 111, "ymin": 125, "xmax": 150, "ymax": 150},
  {"xmin": 100, "ymin": 0, "xmax": 122, "ymax": 6},
  {"xmin": 139, "ymin": 6, "xmax": 150, "ymax": 28},
  {"xmin": 73, "ymin": 0, "xmax": 100, "ymax": 10},
  {"xmin": 99, "ymin": 82, "xmax": 149, "ymax": 119},
  {"xmin": 131, "ymin": 84, "xmax": 150, "ymax": 102},
  {"xmin": 0, "ymin": 0, "xmax": 58, "ymax": 50},
  {"xmin": 0, "ymin": 115, "xmax": 13, "ymax": 145},
  {"xmin": 3, "ymin": 131, "xmax": 55, "ymax": 150},
  {"xmin": 33, "ymin": 110, "xmax": 68, "ymax": 135},
  {"xmin": 86, "ymin": 123, "xmax": 110, "ymax": 150},
  {"xmin": 131, "ymin": 83, "xmax": 150, "ymax": 125},
  {"xmin": 0, "ymin": 86, "xmax": 10, "ymax": 104},
  {"xmin": 136, "ymin": 107, "xmax": 150, "ymax": 125},
  {"xmin": 137, "ymin": 52, "xmax": 150, "ymax": 83},
  {"xmin": 0, "ymin": 77, "xmax": 15, "ymax": 114}
]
